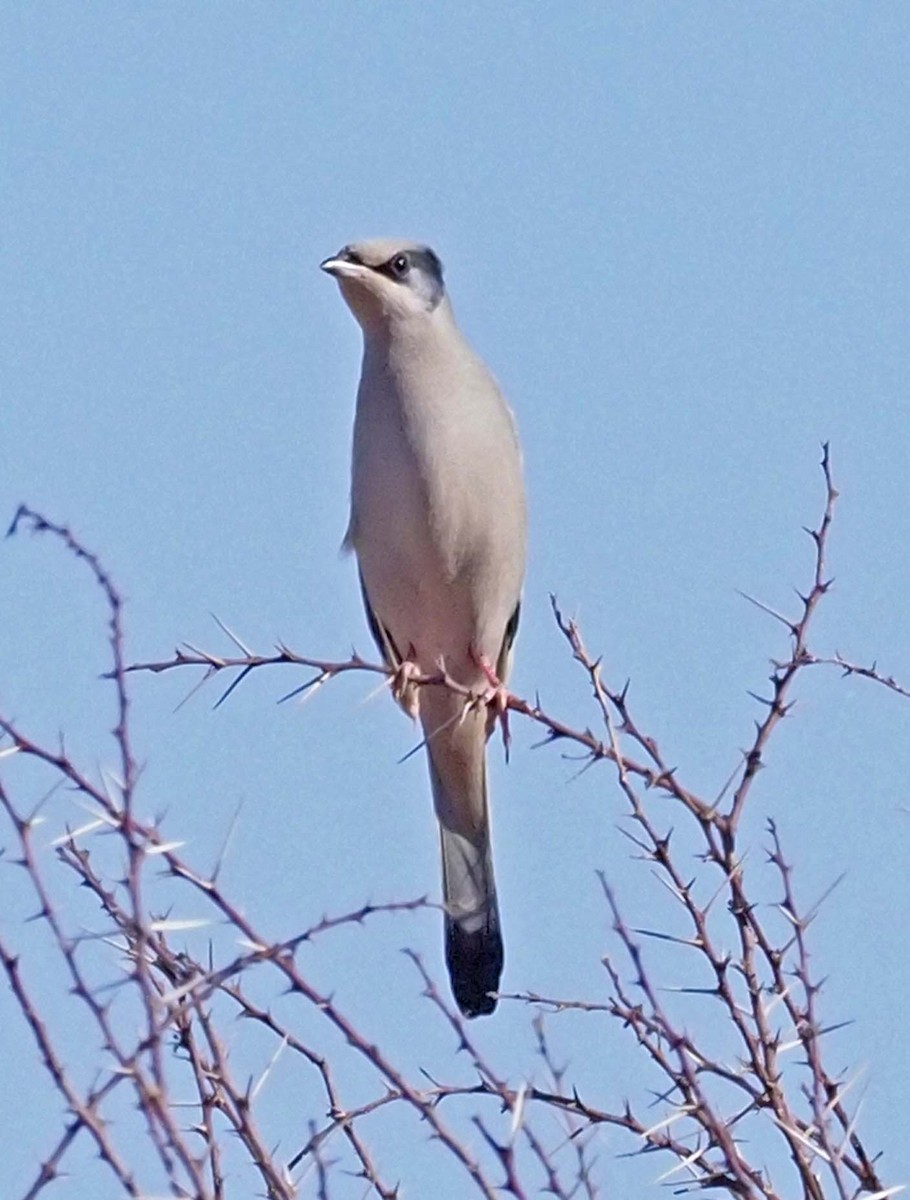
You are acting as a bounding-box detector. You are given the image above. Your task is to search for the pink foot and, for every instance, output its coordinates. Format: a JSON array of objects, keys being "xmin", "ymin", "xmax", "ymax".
[
  {"xmin": 391, "ymin": 657, "xmax": 422, "ymax": 721},
  {"xmin": 470, "ymin": 648, "xmax": 513, "ymax": 760}
]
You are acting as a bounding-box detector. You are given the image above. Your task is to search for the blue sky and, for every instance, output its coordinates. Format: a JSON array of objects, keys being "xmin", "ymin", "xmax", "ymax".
[{"xmin": 2, "ymin": 4, "xmax": 909, "ymax": 1196}]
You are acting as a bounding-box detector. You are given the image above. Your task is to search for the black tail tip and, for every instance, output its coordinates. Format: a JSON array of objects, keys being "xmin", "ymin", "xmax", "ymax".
[{"xmin": 445, "ymin": 920, "xmax": 504, "ymax": 1018}]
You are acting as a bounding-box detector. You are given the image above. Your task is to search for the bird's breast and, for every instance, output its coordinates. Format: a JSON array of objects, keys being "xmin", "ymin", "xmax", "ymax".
[{"xmin": 348, "ymin": 338, "xmax": 526, "ymax": 677}]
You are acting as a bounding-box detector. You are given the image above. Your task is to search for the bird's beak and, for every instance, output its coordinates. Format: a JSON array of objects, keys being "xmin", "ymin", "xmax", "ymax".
[{"xmin": 320, "ymin": 255, "xmax": 364, "ymax": 279}]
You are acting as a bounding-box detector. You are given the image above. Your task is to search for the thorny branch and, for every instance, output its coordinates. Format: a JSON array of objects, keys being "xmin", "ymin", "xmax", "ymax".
[{"xmin": 0, "ymin": 450, "xmax": 905, "ymax": 1198}]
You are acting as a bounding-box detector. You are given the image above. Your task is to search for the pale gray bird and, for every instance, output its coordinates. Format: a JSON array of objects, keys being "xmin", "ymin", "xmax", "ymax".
[{"xmin": 321, "ymin": 239, "xmax": 527, "ymax": 1017}]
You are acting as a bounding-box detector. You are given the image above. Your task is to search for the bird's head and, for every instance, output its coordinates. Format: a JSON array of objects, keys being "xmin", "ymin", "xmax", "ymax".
[{"xmin": 320, "ymin": 239, "xmax": 447, "ymax": 330}]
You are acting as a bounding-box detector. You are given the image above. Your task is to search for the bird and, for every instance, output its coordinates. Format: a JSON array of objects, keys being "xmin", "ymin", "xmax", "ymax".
[{"xmin": 321, "ymin": 239, "xmax": 527, "ymax": 1017}]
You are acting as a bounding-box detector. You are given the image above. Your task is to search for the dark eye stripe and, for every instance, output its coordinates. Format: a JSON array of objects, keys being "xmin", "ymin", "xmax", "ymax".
[
  {"xmin": 373, "ymin": 247, "xmax": 445, "ymax": 287},
  {"xmin": 409, "ymin": 248, "xmax": 444, "ymax": 285},
  {"xmin": 376, "ymin": 253, "xmax": 409, "ymax": 281}
]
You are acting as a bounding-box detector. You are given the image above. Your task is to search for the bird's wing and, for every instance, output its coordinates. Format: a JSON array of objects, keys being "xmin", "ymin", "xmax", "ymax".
[{"xmin": 358, "ymin": 568, "xmax": 403, "ymax": 669}]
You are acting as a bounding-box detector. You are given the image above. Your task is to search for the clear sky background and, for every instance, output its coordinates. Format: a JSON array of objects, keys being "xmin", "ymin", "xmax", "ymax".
[{"xmin": 2, "ymin": 4, "xmax": 909, "ymax": 1197}]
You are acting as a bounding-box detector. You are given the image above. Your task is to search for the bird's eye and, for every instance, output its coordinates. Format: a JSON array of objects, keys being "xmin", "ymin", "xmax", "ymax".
[{"xmin": 390, "ymin": 254, "xmax": 410, "ymax": 278}]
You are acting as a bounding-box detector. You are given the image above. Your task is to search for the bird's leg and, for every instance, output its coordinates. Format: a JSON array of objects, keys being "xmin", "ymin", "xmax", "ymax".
[
  {"xmin": 390, "ymin": 647, "xmax": 422, "ymax": 721},
  {"xmin": 469, "ymin": 647, "xmax": 513, "ymax": 760}
]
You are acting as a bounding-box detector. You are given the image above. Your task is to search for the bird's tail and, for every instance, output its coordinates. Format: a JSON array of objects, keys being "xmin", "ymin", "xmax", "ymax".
[{"xmin": 425, "ymin": 705, "xmax": 503, "ymax": 1018}]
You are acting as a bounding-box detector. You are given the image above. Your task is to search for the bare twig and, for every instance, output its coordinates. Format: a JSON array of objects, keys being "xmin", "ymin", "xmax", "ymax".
[{"xmin": 1, "ymin": 449, "xmax": 901, "ymax": 1197}]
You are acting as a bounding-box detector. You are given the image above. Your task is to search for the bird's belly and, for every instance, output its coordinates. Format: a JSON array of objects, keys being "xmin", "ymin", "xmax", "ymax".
[
  {"xmin": 349, "ymin": 365, "xmax": 524, "ymax": 685},
  {"xmin": 356, "ymin": 502, "xmax": 480, "ymax": 681}
]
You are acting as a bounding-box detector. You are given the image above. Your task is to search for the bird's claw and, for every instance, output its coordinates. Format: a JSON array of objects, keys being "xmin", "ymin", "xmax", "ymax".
[
  {"xmin": 470, "ymin": 650, "xmax": 513, "ymax": 761},
  {"xmin": 391, "ymin": 658, "xmax": 422, "ymax": 721}
]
